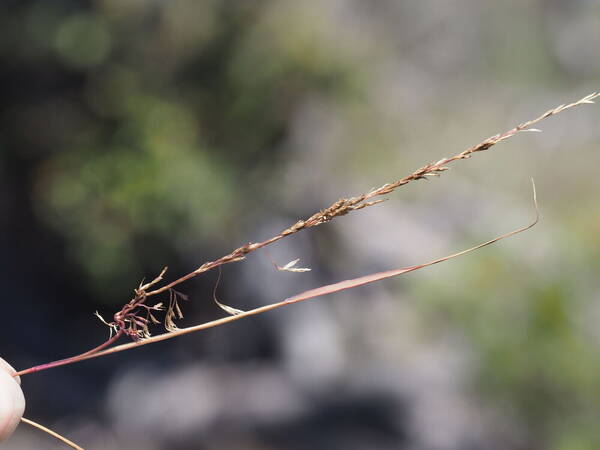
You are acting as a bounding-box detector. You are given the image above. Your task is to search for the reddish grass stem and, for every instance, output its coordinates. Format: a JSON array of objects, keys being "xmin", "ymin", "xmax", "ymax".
[{"xmin": 15, "ymin": 330, "xmax": 124, "ymax": 377}]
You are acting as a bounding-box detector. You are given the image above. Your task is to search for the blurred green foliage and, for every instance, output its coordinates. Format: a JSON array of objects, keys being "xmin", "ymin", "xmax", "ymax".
[
  {"xmin": 417, "ymin": 246, "xmax": 600, "ymax": 450},
  {"xmin": 11, "ymin": 1, "xmax": 364, "ymax": 293}
]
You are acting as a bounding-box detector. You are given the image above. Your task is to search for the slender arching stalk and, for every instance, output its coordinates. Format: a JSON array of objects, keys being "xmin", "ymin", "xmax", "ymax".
[{"xmin": 20, "ymin": 417, "xmax": 84, "ymax": 450}]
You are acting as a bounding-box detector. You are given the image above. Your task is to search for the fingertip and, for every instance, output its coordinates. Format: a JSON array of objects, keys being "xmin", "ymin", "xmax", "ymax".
[
  {"xmin": 0, "ymin": 358, "xmax": 20, "ymax": 385},
  {"xmin": 0, "ymin": 366, "xmax": 26, "ymax": 442}
]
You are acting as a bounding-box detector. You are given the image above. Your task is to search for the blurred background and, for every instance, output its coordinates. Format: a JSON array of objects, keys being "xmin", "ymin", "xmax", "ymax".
[{"xmin": 1, "ymin": 0, "xmax": 599, "ymax": 449}]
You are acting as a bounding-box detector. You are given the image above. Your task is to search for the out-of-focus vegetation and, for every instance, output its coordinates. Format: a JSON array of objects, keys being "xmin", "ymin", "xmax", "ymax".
[
  {"xmin": 6, "ymin": 1, "xmax": 364, "ymax": 295},
  {"xmin": 1, "ymin": 1, "xmax": 600, "ymax": 449}
]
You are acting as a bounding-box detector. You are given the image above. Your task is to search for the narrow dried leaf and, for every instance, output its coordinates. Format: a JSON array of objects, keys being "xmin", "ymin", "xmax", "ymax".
[
  {"xmin": 95, "ymin": 311, "xmax": 118, "ymax": 337},
  {"xmin": 173, "ymin": 290, "xmax": 189, "ymax": 301},
  {"xmin": 149, "ymin": 312, "xmax": 161, "ymax": 325},
  {"xmin": 94, "ymin": 311, "xmax": 110, "ymax": 326},
  {"xmin": 213, "ymin": 267, "xmax": 245, "ymax": 315},
  {"xmin": 214, "ymin": 299, "xmax": 245, "ymax": 316},
  {"xmin": 277, "ymin": 258, "xmax": 311, "ymax": 273},
  {"xmin": 139, "ymin": 267, "xmax": 168, "ymax": 291},
  {"xmin": 174, "ymin": 301, "xmax": 184, "ymax": 319},
  {"xmin": 165, "ymin": 311, "xmax": 179, "ymax": 332},
  {"xmin": 163, "ymin": 290, "xmax": 185, "ymax": 331}
]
